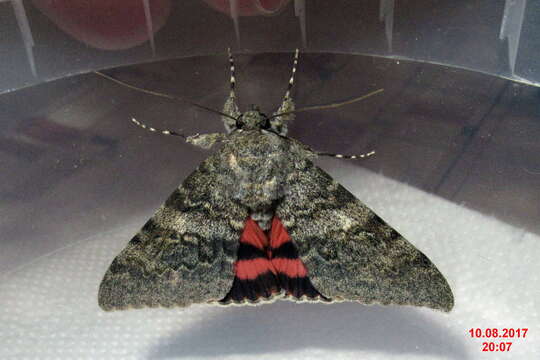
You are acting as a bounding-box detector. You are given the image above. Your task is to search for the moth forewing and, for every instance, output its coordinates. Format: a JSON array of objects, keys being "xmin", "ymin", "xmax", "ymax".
[{"xmin": 98, "ymin": 50, "xmax": 454, "ymax": 312}]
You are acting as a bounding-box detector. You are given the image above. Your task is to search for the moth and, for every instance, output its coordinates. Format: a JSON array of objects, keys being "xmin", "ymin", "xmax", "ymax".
[{"xmin": 97, "ymin": 50, "xmax": 454, "ymax": 312}]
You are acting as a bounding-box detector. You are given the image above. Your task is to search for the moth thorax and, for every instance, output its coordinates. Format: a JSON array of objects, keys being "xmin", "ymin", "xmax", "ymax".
[{"xmin": 239, "ymin": 110, "xmax": 267, "ymax": 130}]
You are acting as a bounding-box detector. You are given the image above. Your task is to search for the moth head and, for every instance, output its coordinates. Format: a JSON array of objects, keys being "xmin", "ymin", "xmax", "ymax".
[{"xmin": 236, "ymin": 105, "xmax": 270, "ymax": 131}]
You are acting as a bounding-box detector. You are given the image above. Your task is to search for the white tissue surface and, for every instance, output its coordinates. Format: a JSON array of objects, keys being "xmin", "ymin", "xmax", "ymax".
[{"xmin": 1, "ymin": 165, "xmax": 538, "ymax": 360}]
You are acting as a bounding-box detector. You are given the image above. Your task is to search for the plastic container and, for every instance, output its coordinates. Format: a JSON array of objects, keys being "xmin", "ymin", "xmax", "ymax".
[
  {"xmin": 1, "ymin": 1, "xmax": 539, "ymax": 359},
  {"xmin": 2, "ymin": 0, "xmax": 540, "ymax": 94}
]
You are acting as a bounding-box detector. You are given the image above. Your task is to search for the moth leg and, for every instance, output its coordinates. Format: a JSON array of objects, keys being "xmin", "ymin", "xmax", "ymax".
[
  {"xmin": 270, "ymin": 49, "xmax": 299, "ymax": 136},
  {"xmin": 316, "ymin": 150, "xmax": 376, "ymax": 160},
  {"xmin": 131, "ymin": 117, "xmax": 187, "ymax": 139},
  {"xmin": 186, "ymin": 133, "xmax": 227, "ymax": 149},
  {"xmin": 296, "ymin": 139, "xmax": 376, "ymax": 160},
  {"xmin": 131, "ymin": 117, "xmax": 226, "ymax": 149},
  {"xmin": 222, "ymin": 48, "xmax": 241, "ymax": 133}
]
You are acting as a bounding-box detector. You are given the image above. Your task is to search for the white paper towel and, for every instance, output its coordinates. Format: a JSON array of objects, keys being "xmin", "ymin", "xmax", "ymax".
[{"xmin": 1, "ymin": 164, "xmax": 538, "ymax": 360}]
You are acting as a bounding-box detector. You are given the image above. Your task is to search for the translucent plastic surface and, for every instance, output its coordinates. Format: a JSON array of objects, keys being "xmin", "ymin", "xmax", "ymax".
[
  {"xmin": 1, "ymin": 1, "xmax": 539, "ymax": 358},
  {"xmin": 2, "ymin": 0, "xmax": 540, "ymax": 94},
  {"xmin": 3, "ymin": 52, "xmax": 540, "ymax": 271}
]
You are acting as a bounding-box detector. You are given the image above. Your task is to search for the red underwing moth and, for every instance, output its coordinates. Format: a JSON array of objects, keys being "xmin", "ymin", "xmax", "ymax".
[{"xmin": 96, "ymin": 50, "xmax": 454, "ymax": 312}]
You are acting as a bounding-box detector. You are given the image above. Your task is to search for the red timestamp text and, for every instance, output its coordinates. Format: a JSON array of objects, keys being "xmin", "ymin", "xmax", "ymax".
[
  {"xmin": 469, "ymin": 328, "xmax": 528, "ymax": 338},
  {"xmin": 482, "ymin": 342, "xmax": 512, "ymax": 352}
]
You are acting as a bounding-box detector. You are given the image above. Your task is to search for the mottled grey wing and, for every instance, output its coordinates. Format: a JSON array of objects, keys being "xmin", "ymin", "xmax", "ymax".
[
  {"xmin": 276, "ymin": 161, "xmax": 454, "ymax": 312},
  {"xmin": 98, "ymin": 153, "xmax": 248, "ymax": 310}
]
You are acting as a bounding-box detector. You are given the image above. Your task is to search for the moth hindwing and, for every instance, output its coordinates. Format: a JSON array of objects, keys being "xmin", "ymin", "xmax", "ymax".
[{"xmin": 98, "ymin": 50, "xmax": 454, "ymax": 312}]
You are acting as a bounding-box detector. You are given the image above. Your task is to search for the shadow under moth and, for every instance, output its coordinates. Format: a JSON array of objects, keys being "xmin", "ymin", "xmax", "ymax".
[{"xmin": 97, "ymin": 50, "xmax": 454, "ymax": 312}]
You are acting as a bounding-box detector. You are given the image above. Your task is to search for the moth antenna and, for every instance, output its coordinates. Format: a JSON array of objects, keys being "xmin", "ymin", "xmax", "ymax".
[
  {"xmin": 269, "ymin": 88, "xmax": 384, "ymax": 120},
  {"xmin": 228, "ymin": 47, "xmax": 236, "ymax": 94},
  {"xmin": 131, "ymin": 117, "xmax": 187, "ymax": 139},
  {"xmin": 94, "ymin": 71, "xmax": 237, "ymax": 121},
  {"xmin": 284, "ymin": 48, "xmax": 300, "ymax": 100},
  {"xmin": 222, "ymin": 48, "xmax": 242, "ymax": 132},
  {"xmin": 316, "ymin": 150, "xmax": 376, "ymax": 160}
]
